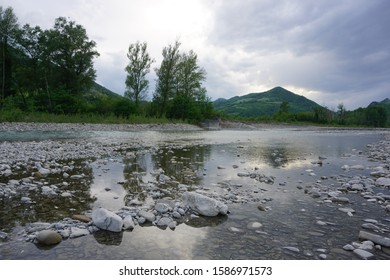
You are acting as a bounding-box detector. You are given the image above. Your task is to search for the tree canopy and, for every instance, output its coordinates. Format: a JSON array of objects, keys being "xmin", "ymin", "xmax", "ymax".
[{"xmin": 125, "ymin": 41, "xmax": 154, "ymax": 107}]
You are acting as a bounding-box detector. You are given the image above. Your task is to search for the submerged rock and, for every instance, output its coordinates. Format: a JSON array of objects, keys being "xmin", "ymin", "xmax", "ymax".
[
  {"xmin": 353, "ymin": 248, "xmax": 374, "ymax": 260},
  {"xmin": 359, "ymin": 230, "xmax": 390, "ymax": 247},
  {"xmin": 182, "ymin": 192, "xmax": 228, "ymax": 217}
]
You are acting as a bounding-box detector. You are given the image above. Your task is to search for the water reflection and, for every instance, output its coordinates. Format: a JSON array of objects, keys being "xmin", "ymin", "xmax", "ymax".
[
  {"xmin": 93, "ymin": 230, "xmax": 123, "ymax": 246},
  {"xmin": 0, "ymin": 160, "xmax": 95, "ymax": 231},
  {"xmin": 185, "ymin": 215, "xmax": 228, "ymax": 228}
]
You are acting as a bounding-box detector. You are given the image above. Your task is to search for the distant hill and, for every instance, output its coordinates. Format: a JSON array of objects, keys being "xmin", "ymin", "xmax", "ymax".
[
  {"xmin": 86, "ymin": 82, "xmax": 123, "ymax": 99},
  {"xmin": 368, "ymin": 98, "xmax": 390, "ymax": 122},
  {"xmin": 213, "ymin": 86, "xmax": 323, "ymax": 118}
]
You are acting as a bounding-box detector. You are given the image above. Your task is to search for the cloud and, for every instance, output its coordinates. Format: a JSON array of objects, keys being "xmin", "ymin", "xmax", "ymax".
[
  {"xmin": 2, "ymin": 0, "xmax": 389, "ymax": 109},
  {"xmin": 204, "ymin": 0, "xmax": 390, "ymax": 108}
]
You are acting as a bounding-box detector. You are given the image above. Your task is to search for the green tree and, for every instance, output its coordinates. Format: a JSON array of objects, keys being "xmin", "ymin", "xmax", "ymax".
[
  {"xmin": 14, "ymin": 25, "xmax": 44, "ymax": 94},
  {"xmin": 337, "ymin": 103, "xmax": 346, "ymax": 125},
  {"xmin": 42, "ymin": 17, "xmax": 99, "ymax": 95},
  {"xmin": 125, "ymin": 41, "xmax": 154, "ymax": 108},
  {"xmin": 365, "ymin": 106, "xmax": 387, "ymax": 127},
  {"xmin": 176, "ymin": 50, "xmax": 206, "ymax": 100},
  {"xmin": 153, "ymin": 40, "xmax": 181, "ymax": 117},
  {"xmin": 0, "ymin": 6, "xmax": 19, "ymax": 105}
]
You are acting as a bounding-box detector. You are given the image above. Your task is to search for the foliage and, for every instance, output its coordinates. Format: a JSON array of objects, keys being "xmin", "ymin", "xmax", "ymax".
[
  {"xmin": 153, "ymin": 40, "xmax": 181, "ymax": 117},
  {"xmin": 125, "ymin": 41, "xmax": 154, "ymax": 107},
  {"xmin": 152, "ymin": 40, "xmax": 212, "ymax": 122},
  {"xmin": 0, "ymin": 6, "xmax": 19, "ymax": 103},
  {"xmin": 0, "ymin": 5, "xmax": 217, "ymax": 124},
  {"xmin": 41, "ymin": 17, "xmax": 99, "ymax": 95}
]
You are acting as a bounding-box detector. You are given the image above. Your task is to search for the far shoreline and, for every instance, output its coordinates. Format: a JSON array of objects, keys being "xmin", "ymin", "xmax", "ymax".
[{"xmin": 0, "ymin": 121, "xmax": 389, "ymax": 132}]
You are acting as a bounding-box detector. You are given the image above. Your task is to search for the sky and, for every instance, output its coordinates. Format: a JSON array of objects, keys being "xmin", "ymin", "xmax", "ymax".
[{"xmin": 3, "ymin": 0, "xmax": 390, "ymax": 110}]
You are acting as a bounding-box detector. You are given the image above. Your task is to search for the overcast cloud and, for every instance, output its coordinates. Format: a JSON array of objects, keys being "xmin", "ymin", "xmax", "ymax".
[{"xmin": 3, "ymin": 0, "xmax": 389, "ymax": 110}]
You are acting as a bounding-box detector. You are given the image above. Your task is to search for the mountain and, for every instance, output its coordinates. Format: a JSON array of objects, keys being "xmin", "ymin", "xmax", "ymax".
[
  {"xmin": 368, "ymin": 98, "xmax": 390, "ymax": 122},
  {"xmin": 213, "ymin": 86, "xmax": 323, "ymax": 118},
  {"xmin": 87, "ymin": 82, "xmax": 123, "ymax": 99}
]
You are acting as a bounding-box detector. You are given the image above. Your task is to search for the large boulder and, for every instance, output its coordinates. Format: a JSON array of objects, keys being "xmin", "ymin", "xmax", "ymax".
[
  {"xmin": 92, "ymin": 208, "xmax": 123, "ymax": 232},
  {"xmin": 182, "ymin": 192, "xmax": 228, "ymax": 217}
]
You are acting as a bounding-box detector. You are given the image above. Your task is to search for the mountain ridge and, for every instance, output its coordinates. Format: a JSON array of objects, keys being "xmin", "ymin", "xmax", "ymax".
[{"xmin": 213, "ymin": 86, "xmax": 323, "ymax": 118}]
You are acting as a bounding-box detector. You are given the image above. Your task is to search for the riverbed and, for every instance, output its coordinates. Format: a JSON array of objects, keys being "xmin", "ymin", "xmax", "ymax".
[{"xmin": 0, "ymin": 123, "xmax": 389, "ymax": 259}]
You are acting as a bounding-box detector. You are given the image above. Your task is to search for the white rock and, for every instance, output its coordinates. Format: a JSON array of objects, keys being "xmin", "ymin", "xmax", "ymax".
[
  {"xmin": 283, "ymin": 246, "xmax": 300, "ymax": 253},
  {"xmin": 338, "ymin": 207, "xmax": 355, "ymax": 213},
  {"xmin": 159, "ymin": 174, "xmax": 171, "ymax": 183},
  {"xmin": 168, "ymin": 221, "xmax": 177, "ymax": 230},
  {"xmin": 70, "ymin": 174, "xmax": 83, "ymax": 179},
  {"xmin": 182, "ymin": 192, "xmax": 228, "ymax": 217},
  {"xmin": 38, "ymin": 168, "xmax": 51, "ymax": 176},
  {"xmin": 61, "ymin": 192, "xmax": 72, "ymax": 198},
  {"xmin": 3, "ymin": 169, "xmax": 12, "ymax": 176},
  {"xmin": 123, "ymin": 216, "xmax": 135, "ymax": 230},
  {"xmin": 343, "ymin": 244, "xmax": 355, "ymax": 251},
  {"xmin": 92, "ymin": 208, "xmax": 123, "ymax": 232},
  {"xmin": 350, "ymin": 165, "xmax": 364, "ymax": 170},
  {"xmin": 21, "ymin": 197, "xmax": 32, "ymax": 203},
  {"xmin": 138, "ymin": 210, "xmax": 156, "ymax": 222},
  {"xmin": 229, "ymin": 227, "xmax": 244, "ymax": 233},
  {"xmin": 157, "ymin": 217, "xmax": 173, "ymax": 227},
  {"xmin": 41, "ymin": 186, "xmax": 56, "ymax": 196},
  {"xmin": 247, "ymin": 222, "xmax": 263, "ymax": 229},
  {"xmin": 155, "ymin": 203, "xmax": 170, "ymax": 213},
  {"xmin": 69, "ymin": 227, "xmax": 89, "ymax": 238}
]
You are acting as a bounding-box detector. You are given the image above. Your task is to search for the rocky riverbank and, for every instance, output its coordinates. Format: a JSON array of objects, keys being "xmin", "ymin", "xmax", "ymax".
[{"xmin": 0, "ymin": 121, "xmax": 203, "ymax": 132}]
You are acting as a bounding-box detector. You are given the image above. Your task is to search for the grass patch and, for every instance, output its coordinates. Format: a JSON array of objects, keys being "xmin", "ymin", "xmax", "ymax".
[{"xmin": 0, "ymin": 110, "xmax": 186, "ymax": 125}]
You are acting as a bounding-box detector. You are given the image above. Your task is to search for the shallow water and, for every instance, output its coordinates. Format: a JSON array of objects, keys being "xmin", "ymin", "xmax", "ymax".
[{"xmin": 1, "ymin": 128, "xmax": 389, "ymax": 259}]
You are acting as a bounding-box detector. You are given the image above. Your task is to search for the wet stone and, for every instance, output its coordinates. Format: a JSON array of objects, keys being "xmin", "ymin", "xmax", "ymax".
[
  {"xmin": 36, "ymin": 230, "xmax": 62, "ymax": 246},
  {"xmin": 353, "ymin": 249, "xmax": 374, "ymax": 260}
]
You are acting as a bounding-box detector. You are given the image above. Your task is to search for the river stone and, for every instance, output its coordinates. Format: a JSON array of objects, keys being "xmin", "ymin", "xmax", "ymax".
[
  {"xmin": 123, "ymin": 216, "xmax": 135, "ymax": 230},
  {"xmin": 283, "ymin": 246, "xmax": 300, "ymax": 253},
  {"xmin": 247, "ymin": 222, "xmax": 263, "ymax": 229},
  {"xmin": 359, "ymin": 230, "xmax": 390, "ymax": 247},
  {"xmin": 69, "ymin": 227, "xmax": 89, "ymax": 238},
  {"xmin": 353, "ymin": 249, "xmax": 374, "ymax": 259},
  {"xmin": 41, "ymin": 186, "xmax": 56, "ymax": 196},
  {"xmin": 157, "ymin": 217, "xmax": 173, "ymax": 227},
  {"xmin": 172, "ymin": 211, "xmax": 182, "ymax": 219},
  {"xmin": 38, "ymin": 168, "xmax": 51, "ymax": 176},
  {"xmin": 36, "ymin": 230, "xmax": 62, "ymax": 246},
  {"xmin": 376, "ymin": 177, "xmax": 390, "ymax": 187},
  {"xmin": 72, "ymin": 214, "xmax": 91, "ymax": 223},
  {"xmin": 182, "ymin": 192, "xmax": 228, "ymax": 216},
  {"xmin": 92, "ymin": 207, "xmax": 123, "ymax": 232},
  {"xmin": 138, "ymin": 210, "xmax": 156, "ymax": 222},
  {"xmin": 155, "ymin": 203, "xmax": 170, "ymax": 213},
  {"xmin": 343, "ymin": 244, "xmax": 355, "ymax": 251},
  {"xmin": 257, "ymin": 204, "xmax": 267, "ymax": 211},
  {"xmin": 168, "ymin": 221, "xmax": 177, "ymax": 230}
]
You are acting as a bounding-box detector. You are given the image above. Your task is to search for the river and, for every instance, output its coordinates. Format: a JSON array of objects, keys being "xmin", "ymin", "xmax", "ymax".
[{"xmin": 0, "ymin": 127, "xmax": 389, "ymax": 259}]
